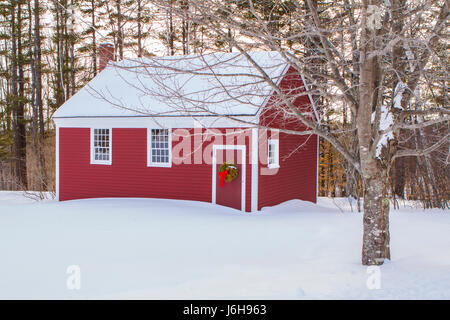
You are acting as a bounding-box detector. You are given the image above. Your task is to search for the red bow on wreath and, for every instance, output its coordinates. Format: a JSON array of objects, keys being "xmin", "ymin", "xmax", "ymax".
[{"xmin": 218, "ymin": 170, "xmax": 228, "ymax": 188}]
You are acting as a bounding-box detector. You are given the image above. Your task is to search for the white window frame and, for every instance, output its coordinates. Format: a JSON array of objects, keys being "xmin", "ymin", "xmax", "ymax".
[
  {"xmin": 267, "ymin": 139, "xmax": 279, "ymax": 169},
  {"xmin": 147, "ymin": 128, "xmax": 172, "ymax": 168},
  {"xmin": 90, "ymin": 128, "xmax": 112, "ymax": 165}
]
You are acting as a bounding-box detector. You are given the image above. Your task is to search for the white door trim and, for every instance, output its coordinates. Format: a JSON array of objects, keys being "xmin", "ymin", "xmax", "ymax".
[{"xmin": 212, "ymin": 145, "xmax": 246, "ymax": 212}]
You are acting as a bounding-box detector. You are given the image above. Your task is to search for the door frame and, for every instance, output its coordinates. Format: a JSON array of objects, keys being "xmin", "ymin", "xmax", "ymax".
[{"xmin": 212, "ymin": 145, "xmax": 246, "ymax": 212}]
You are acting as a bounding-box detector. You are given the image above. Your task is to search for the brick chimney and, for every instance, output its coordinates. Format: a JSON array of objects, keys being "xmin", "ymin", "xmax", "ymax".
[{"xmin": 98, "ymin": 43, "xmax": 115, "ymax": 72}]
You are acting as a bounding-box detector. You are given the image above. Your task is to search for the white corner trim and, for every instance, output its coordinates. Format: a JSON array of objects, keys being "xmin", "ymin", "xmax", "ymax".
[
  {"xmin": 251, "ymin": 128, "xmax": 259, "ymax": 212},
  {"xmin": 90, "ymin": 127, "xmax": 112, "ymax": 165},
  {"xmin": 147, "ymin": 128, "xmax": 173, "ymax": 168},
  {"xmin": 55, "ymin": 126, "xmax": 60, "ymax": 201},
  {"xmin": 212, "ymin": 145, "xmax": 246, "ymax": 212}
]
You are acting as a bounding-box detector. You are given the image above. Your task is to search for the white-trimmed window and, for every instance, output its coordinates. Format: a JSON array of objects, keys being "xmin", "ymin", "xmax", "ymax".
[
  {"xmin": 148, "ymin": 128, "xmax": 172, "ymax": 167},
  {"xmin": 91, "ymin": 128, "xmax": 112, "ymax": 165},
  {"xmin": 267, "ymin": 139, "xmax": 279, "ymax": 168}
]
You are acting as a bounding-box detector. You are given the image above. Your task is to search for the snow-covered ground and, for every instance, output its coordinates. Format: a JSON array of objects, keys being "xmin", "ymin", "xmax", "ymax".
[{"xmin": 0, "ymin": 191, "xmax": 449, "ymax": 299}]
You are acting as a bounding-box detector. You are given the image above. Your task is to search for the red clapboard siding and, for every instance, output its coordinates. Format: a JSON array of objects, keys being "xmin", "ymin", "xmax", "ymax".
[
  {"xmin": 258, "ymin": 66, "xmax": 318, "ymax": 209},
  {"xmin": 59, "ymin": 127, "xmax": 254, "ymax": 212},
  {"xmin": 258, "ymin": 132, "xmax": 317, "ymax": 210}
]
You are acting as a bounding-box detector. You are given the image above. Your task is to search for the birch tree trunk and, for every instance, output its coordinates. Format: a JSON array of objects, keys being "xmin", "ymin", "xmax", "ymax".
[
  {"xmin": 361, "ymin": 169, "xmax": 390, "ymax": 264},
  {"xmin": 358, "ymin": 0, "xmax": 390, "ymax": 265}
]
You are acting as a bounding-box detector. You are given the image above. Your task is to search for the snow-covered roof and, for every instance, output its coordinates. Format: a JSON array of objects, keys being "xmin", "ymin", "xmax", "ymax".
[{"xmin": 52, "ymin": 51, "xmax": 289, "ymax": 119}]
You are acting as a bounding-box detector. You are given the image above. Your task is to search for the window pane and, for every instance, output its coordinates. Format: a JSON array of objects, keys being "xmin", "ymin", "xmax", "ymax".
[
  {"xmin": 93, "ymin": 129, "xmax": 110, "ymax": 163},
  {"xmin": 150, "ymin": 129, "xmax": 170, "ymax": 164},
  {"xmin": 268, "ymin": 141, "xmax": 275, "ymax": 165}
]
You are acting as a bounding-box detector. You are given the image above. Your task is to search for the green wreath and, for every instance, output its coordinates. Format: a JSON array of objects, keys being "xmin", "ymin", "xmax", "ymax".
[{"xmin": 219, "ymin": 162, "xmax": 239, "ymax": 183}]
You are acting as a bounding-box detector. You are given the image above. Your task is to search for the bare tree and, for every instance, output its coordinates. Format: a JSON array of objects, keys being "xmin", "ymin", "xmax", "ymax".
[{"xmin": 99, "ymin": 0, "xmax": 449, "ymax": 266}]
